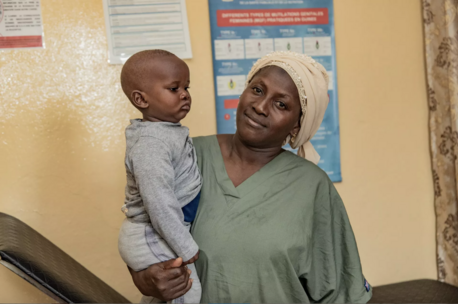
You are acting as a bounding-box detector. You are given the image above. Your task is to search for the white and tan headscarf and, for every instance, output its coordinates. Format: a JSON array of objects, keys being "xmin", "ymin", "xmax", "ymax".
[{"xmin": 245, "ymin": 51, "xmax": 330, "ymax": 165}]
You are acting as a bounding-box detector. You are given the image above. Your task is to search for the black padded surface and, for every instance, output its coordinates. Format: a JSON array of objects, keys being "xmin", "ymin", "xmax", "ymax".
[
  {"xmin": 0, "ymin": 212, "xmax": 130, "ymax": 303},
  {"xmin": 369, "ymin": 279, "xmax": 458, "ymax": 303}
]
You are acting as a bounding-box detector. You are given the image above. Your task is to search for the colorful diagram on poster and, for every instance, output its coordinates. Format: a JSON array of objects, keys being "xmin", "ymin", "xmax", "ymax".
[
  {"xmin": 208, "ymin": 0, "xmax": 342, "ymax": 182},
  {"xmin": 0, "ymin": 0, "xmax": 44, "ymax": 49}
]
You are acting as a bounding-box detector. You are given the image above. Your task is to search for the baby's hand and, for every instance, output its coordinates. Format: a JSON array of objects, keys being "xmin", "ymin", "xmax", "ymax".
[{"xmin": 182, "ymin": 250, "xmax": 199, "ymax": 265}]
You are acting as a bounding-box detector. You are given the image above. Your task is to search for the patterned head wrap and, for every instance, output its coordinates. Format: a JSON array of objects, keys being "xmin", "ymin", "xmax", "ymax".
[{"xmin": 246, "ymin": 51, "xmax": 330, "ymax": 165}]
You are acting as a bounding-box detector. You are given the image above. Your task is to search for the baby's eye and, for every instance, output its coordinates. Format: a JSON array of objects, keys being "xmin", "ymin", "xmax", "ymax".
[
  {"xmin": 169, "ymin": 87, "xmax": 178, "ymax": 92},
  {"xmin": 185, "ymin": 87, "xmax": 190, "ymax": 91}
]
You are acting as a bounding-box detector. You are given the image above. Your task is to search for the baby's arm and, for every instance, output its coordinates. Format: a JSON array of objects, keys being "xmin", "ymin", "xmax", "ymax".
[
  {"xmin": 182, "ymin": 250, "xmax": 199, "ymax": 266},
  {"xmin": 130, "ymin": 137, "xmax": 198, "ymax": 263}
]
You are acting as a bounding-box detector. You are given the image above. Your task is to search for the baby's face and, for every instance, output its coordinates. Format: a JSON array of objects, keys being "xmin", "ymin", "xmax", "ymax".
[{"xmin": 142, "ymin": 57, "xmax": 191, "ymax": 123}]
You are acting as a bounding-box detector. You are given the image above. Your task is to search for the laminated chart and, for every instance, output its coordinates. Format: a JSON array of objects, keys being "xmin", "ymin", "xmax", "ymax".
[
  {"xmin": 208, "ymin": 0, "xmax": 342, "ymax": 182},
  {"xmin": 103, "ymin": 0, "xmax": 192, "ymax": 64},
  {"xmin": 0, "ymin": 0, "xmax": 44, "ymax": 49}
]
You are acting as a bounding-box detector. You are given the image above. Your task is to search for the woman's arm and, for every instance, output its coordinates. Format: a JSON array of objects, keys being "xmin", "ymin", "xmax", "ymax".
[
  {"xmin": 129, "ymin": 258, "xmax": 193, "ymax": 301},
  {"xmin": 300, "ymin": 180, "xmax": 372, "ymax": 303}
]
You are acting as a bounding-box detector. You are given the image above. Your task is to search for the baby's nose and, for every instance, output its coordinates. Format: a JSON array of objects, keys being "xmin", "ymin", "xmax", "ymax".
[{"xmin": 180, "ymin": 91, "xmax": 189, "ymax": 99}]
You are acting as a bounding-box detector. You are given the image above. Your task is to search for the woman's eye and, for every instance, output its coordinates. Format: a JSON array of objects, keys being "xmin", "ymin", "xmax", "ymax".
[{"xmin": 252, "ymin": 87, "xmax": 262, "ymax": 94}]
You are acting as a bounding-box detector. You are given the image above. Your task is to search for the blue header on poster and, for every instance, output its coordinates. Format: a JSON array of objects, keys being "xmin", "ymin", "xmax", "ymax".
[{"xmin": 208, "ymin": 0, "xmax": 341, "ymax": 182}]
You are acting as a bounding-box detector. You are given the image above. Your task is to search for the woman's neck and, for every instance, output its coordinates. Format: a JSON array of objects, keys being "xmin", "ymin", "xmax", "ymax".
[
  {"xmin": 217, "ymin": 133, "xmax": 284, "ymax": 188},
  {"xmin": 228, "ymin": 133, "xmax": 283, "ymax": 166}
]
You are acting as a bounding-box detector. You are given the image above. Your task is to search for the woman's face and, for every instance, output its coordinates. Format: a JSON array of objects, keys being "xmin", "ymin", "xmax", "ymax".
[{"xmin": 236, "ymin": 66, "xmax": 301, "ymax": 149}]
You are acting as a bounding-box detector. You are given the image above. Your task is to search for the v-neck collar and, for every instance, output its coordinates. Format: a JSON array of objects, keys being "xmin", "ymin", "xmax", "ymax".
[{"xmin": 209, "ymin": 136, "xmax": 290, "ymax": 202}]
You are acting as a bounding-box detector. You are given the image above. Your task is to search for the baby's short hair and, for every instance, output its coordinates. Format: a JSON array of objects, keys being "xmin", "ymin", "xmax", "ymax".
[{"xmin": 120, "ymin": 49, "xmax": 176, "ymax": 101}]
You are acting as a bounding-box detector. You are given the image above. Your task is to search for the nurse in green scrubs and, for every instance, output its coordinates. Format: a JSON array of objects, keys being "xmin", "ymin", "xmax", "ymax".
[{"xmin": 129, "ymin": 51, "xmax": 372, "ymax": 303}]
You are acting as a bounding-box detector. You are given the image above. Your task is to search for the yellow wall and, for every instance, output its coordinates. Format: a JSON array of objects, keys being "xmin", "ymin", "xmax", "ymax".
[
  {"xmin": 0, "ymin": 0, "xmax": 435, "ymax": 302},
  {"xmin": 333, "ymin": 0, "xmax": 436, "ymax": 286},
  {"xmin": 0, "ymin": 266, "xmax": 55, "ymax": 303}
]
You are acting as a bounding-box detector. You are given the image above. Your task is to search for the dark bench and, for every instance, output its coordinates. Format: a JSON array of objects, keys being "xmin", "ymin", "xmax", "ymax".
[
  {"xmin": 0, "ymin": 212, "xmax": 129, "ymax": 303},
  {"xmin": 369, "ymin": 279, "xmax": 458, "ymax": 303}
]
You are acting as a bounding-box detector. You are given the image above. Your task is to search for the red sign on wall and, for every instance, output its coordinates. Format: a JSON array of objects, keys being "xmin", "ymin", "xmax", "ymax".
[
  {"xmin": 0, "ymin": 36, "xmax": 43, "ymax": 48},
  {"xmin": 224, "ymin": 99, "xmax": 239, "ymax": 109},
  {"xmin": 217, "ymin": 8, "xmax": 329, "ymax": 27}
]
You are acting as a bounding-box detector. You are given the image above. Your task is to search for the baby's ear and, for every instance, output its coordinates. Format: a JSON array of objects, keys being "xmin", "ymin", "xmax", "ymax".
[{"xmin": 131, "ymin": 90, "xmax": 149, "ymax": 109}]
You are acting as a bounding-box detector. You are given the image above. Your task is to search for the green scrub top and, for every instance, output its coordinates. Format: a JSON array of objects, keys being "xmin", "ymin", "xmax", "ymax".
[{"xmin": 192, "ymin": 136, "xmax": 372, "ymax": 303}]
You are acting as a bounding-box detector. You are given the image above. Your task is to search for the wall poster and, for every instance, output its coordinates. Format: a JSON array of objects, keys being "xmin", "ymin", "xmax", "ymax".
[
  {"xmin": 103, "ymin": 0, "xmax": 192, "ymax": 64},
  {"xmin": 208, "ymin": 0, "xmax": 342, "ymax": 182},
  {"xmin": 0, "ymin": 0, "xmax": 44, "ymax": 49}
]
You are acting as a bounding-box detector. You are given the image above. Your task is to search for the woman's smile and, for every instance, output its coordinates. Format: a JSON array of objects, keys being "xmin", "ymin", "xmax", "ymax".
[{"xmin": 244, "ymin": 112, "xmax": 267, "ymax": 128}]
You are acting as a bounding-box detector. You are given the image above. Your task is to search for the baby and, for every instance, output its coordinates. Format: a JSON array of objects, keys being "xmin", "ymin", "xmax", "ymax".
[{"xmin": 118, "ymin": 50, "xmax": 202, "ymax": 304}]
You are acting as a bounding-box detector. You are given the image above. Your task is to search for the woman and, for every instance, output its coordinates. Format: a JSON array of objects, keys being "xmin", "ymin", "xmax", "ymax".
[{"xmin": 129, "ymin": 51, "xmax": 372, "ymax": 303}]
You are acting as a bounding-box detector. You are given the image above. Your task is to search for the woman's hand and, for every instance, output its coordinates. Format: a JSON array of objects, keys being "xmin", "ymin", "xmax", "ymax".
[{"xmin": 129, "ymin": 257, "xmax": 193, "ymax": 301}]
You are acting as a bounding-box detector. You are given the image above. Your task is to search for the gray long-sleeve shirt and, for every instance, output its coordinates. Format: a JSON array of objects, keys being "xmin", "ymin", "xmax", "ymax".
[{"xmin": 122, "ymin": 119, "xmax": 202, "ymax": 261}]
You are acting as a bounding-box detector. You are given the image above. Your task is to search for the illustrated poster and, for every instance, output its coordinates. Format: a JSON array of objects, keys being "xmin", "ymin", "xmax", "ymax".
[{"xmin": 209, "ymin": 0, "xmax": 342, "ymax": 182}]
